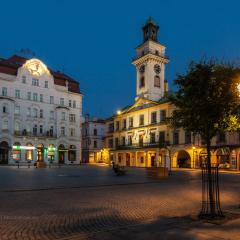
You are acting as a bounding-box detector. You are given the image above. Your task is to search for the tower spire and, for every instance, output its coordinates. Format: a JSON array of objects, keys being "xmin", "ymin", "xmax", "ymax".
[{"xmin": 142, "ymin": 17, "xmax": 159, "ymax": 43}]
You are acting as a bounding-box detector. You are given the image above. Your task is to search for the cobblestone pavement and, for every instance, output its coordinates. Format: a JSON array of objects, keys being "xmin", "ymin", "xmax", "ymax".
[{"xmin": 0, "ymin": 165, "xmax": 239, "ymax": 240}]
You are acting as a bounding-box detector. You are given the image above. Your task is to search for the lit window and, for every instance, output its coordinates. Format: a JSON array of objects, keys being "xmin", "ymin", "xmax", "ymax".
[{"xmin": 15, "ymin": 90, "xmax": 20, "ymax": 99}]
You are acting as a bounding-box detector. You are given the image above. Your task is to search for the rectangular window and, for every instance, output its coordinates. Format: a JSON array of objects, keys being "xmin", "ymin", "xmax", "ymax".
[
  {"xmin": 27, "ymin": 92, "xmax": 31, "ymax": 100},
  {"xmin": 122, "ymin": 136, "xmax": 126, "ymax": 146},
  {"xmin": 33, "ymin": 109, "xmax": 38, "ymax": 118},
  {"xmin": 115, "ymin": 138, "xmax": 119, "ymax": 147},
  {"xmin": 128, "ymin": 135, "xmax": 132, "ymax": 145},
  {"xmin": 185, "ymin": 131, "xmax": 192, "ymax": 144},
  {"xmin": 33, "ymin": 125, "xmax": 37, "ymax": 135},
  {"xmin": 40, "ymin": 109, "xmax": 43, "ymax": 118},
  {"xmin": 40, "ymin": 94, "xmax": 43, "ymax": 102},
  {"xmin": 39, "ymin": 125, "xmax": 43, "ymax": 134},
  {"xmin": 139, "ymin": 114, "xmax": 144, "ymax": 126},
  {"xmin": 160, "ymin": 110, "xmax": 166, "ymax": 122},
  {"xmin": 15, "ymin": 90, "xmax": 20, "ymax": 99},
  {"xmin": 151, "ymin": 112, "xmax": 157, "ymax": 124},
  {"xmin": 22, "ymin": 76, "xmax": 26, "ymax": 84},
  {"xmin": 108, "ymin": 139, "xmax": 113, "ymax": 148},
  {"xmin": 15, "ymin": 106, "xmax": 20, "ymax": 115},
  {"xmin": 69, "ymin": 100, "xmax": 72, "ymax": 107},
  {"xmin": 69, "ymin": 114, "xmax": 76, "ymax": 122},
  {"xmin": 50, "ymin": 111, "xmax": 54, "ymax": 119},
  {"xmin": 50, "ymin": 96, "xmax": 54, "ymax": 104},
  {"xmin": 73, "ymin": 100, "xmax": 76, "ymax": 108},
  {"xmin": 2, "ymin": 87, "xmax": 7, "ymax": 96},
  {"xmin": 3, "ymin": 120, "xmax": 8, "ymax": 130},
  {"xmin": 70, "ymin": 128, "xmax": 75, "ymax": 137},
  {"xmin": 159, "ymin": 131, "xmax": 165, "ymax": 144},
  {"xmin": 122, "ymin": 119, "xmax": 127, "ymax": 129},
  {"xmin": 33, "ymin": 93, "xmax": 38, "ymax": 101},
  {"xmin": 150, "ymin": 132, "xmax": 156, "ymax": 143},
  {"xmin": 108, "ymin": 123, "xmax": 114, "ymax": 133},
  {"xmin": 115, "ymin": 121, "xmax": 120, "ymax": 131},
  {"xmin": 61, "ymin": 112, "xmax": 66, "ymax": 120},
  {"xmin": 44, "ymin": 81, "xmax": 48, "ymax": 88},
  {"xmin": 49, "ymin": 126, "xmax": 54, "ymax": 136},
  {"xmin": 60, "ymin": 127, "xmax": 65, "ymax": 136},
  {"xmin": 94, "ymin": 128, "xmax": 97, "ymax": 136},
  {"xmin": 94, "ymin": 140, "xmax": 97, "ymax": 148},
  {"xmin": 129, "ymin": 117, "xmax": 134, "ymax": 128},
  {"xmin": 27, "ymin": 108, "xmax": 31, "ymax": 117},
  {"xmin": 173, "ymin": 131, "xmax": 179, "ymax": 145},
  {"xmin": 32, "ymin": 78, "xmax": 39, "ymax": 86},
  {"xmin": 60, "ymin": 98, "xmax": 64, "ymax": 106}
]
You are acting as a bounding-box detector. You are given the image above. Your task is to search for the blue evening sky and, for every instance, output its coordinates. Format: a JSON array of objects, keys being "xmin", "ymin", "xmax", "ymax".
[{"xmin": 1, "ymin": 0, "xmax": 240, "ymax": 118}]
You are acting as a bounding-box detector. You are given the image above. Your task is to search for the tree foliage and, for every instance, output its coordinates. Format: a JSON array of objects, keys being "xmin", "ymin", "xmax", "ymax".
[{"xmin": 168, "ymin": 61, "xmax": 240, "ymax": 141}]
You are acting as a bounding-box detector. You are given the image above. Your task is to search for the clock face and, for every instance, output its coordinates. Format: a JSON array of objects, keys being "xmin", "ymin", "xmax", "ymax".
[
  {"xmin": 154, "ymin": 64, "xmax": 161, "ymax": 74},
  {"xmin": 139, "ymin": 65, "xmax": 145, "ymax": 73}
]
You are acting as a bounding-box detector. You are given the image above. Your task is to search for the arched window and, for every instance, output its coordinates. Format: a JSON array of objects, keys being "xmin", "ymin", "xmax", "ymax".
[
  {"xmin": 154, "ymin": 75, "xmax": 160, "ymax": 88},
  {"xmin": 139, "ymin": 76, "xmax": 145, "ymax": 88}
]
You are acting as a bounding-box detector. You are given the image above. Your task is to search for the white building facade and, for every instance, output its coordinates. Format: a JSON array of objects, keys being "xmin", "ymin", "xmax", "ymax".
[{"xmin": 0, "ymin": 55, "xmax": 82, "ymax": 166}]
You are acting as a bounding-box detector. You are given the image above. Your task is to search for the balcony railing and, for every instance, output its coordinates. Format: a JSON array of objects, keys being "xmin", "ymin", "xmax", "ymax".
[
  {"xmin": 115, "ymin": 141, "xmax": 167, "ymax": 150},
  {"xmin": 14, "ymin": 130, "xmax": 57, "ymax": 138}
]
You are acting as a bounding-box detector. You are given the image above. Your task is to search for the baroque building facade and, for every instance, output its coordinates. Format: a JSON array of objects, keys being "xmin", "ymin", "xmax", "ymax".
[
  {"xmin": 0, "ymin": 55, "xmax": 82, "ymax": 165},
  {"xmin": 103, "ymin": 18, "xmax": 240, "ymax": 171}
]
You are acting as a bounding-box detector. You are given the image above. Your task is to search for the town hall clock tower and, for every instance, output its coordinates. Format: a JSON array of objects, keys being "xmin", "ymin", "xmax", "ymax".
[{"xmin": 132, "ymin": 18, "xmax": 169, "ymax": 101}]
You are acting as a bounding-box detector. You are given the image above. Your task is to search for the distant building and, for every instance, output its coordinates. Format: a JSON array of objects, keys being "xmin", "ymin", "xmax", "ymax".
[
  {"xmin": 103, "ymin": 18, "xmax": 240, "ymax": 171},
  {"xmin": 0, "ymin": 55, "xmax": 82, "ymax": 166},
  {"xmin": 82, "ymin": 115, "xmax": 106, "ymax": 163}
]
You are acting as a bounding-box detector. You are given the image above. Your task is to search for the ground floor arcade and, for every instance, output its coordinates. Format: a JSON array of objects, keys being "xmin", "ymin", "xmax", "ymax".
[
  {"xmin": 0, "ymin": 138, "xmax": 81, "ymax": 165},
  {"xmin": 109, "ymin": 146, "xmax": 240, "ymax": 171}
]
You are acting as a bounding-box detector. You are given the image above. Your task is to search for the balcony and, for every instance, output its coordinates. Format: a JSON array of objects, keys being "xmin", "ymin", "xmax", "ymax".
[
  {"xmin": 14, "ymin": 130, "xmax": 57, "ymax": 138},
  {"xmin": 115, "ymin": 141, "xmax": 167, "ymax": 150}
]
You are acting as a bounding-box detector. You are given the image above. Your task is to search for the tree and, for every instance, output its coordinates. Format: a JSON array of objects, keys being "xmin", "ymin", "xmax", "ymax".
[{"xmin": 168, "ymin": 60, "xmax": 240, "ymax": 218}]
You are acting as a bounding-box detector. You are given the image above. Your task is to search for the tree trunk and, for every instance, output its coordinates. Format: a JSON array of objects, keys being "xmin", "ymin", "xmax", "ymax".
[{"xmin": 206, "ymin": 136, "xmax": 216, "ymax": 216}]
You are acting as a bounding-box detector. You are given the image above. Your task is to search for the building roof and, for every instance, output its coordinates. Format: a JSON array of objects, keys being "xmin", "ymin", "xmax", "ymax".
[{"xmin": 0, "ymin": 55, "xmax": 81, "ymax": 94}]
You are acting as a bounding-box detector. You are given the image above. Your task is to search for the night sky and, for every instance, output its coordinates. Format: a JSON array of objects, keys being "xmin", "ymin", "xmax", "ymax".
[{"xmin": 1, "ymin": 0, "xmax": 240, "ymax": 118}]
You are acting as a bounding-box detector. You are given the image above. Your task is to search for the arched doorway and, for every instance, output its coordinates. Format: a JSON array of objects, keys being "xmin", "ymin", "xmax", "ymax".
[
  {"xmin": 58, "ymin": 144, "xmax": 65, "ymax": 164},
  {"xmin": 177, "ymin": 150, "xmax": 191, "ymax": 168},
  {"xmin": 37, "ymin": 144, "xmax": 44, "ymax": 162},
  {"xmin": 68, "ymin": 145, "xmax": 76, "ymax": 163},
  {"xmin": 0, "ymin": 141, "xmax": 9, "ymax": 164},
  {"xmin": 48, "ymin": 144, "xmax": 55, "ymax": 163}
]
